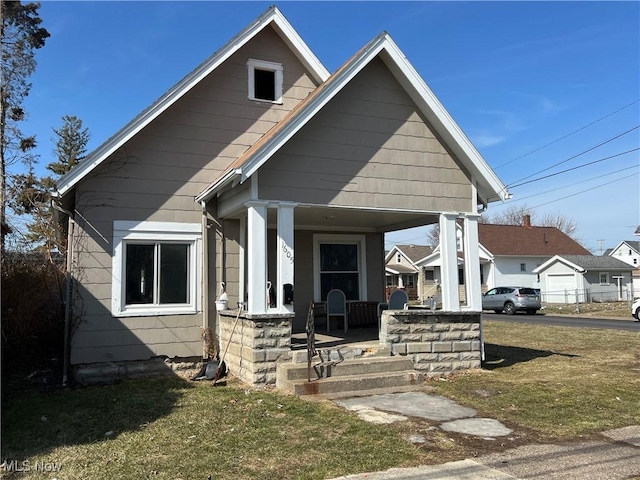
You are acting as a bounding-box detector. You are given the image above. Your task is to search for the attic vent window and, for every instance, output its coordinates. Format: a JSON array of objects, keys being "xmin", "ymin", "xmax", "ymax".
[{"xmin": 247, "ymin": 58, "xmax": 283, "ymax": 104}]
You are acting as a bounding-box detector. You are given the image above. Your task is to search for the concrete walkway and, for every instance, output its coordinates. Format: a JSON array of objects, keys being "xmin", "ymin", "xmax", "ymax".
[{"xmin": 329, "ymin": 392, "xmax": 640, "ymax": 480}]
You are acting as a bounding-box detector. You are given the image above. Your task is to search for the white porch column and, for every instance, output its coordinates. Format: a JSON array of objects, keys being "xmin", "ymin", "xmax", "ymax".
[
  {"xmin": 239, "ymin": 214, "xmax": 246, "ymax": 308},
  {"xmin": 463, "ymin": 214, "xmax": 482, "ymax": 311},
  {"xmin": 246, "ymin": 201, "xmax": 268, "ymax": 313},
  {"xmin": 276, "ymin": 202, "xmax": 296, "ymax": 313},
  {"xmin": 440, "ymin": 213, "xmax": 460, "ymax": 311}
]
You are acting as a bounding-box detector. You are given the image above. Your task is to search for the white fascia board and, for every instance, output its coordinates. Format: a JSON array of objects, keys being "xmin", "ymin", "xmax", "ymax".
[
  {"xmin": 533, "ymin": 255, "xmax": 585, "ymax": 274},
  {"xmin": 378, "ymin": 38, "xmax": 509, "ymax": 204},
  {"xmin": 479, "ymin": 243, "xmax": 494, "ymax": 261},
  {"xmin": 239, "ymin": 35, "xmax": 389, "ymax": 183},
  {"xmin": 270, "ymin": 9, "xmax": 329, "ymax": 83},
  {"xmin": 384, "ymin": 245, "xmax": 400, "ymax": 263},
  {"xmin": 416, "ymin": 251, "xmax": 441, "ymax": 268},
  {"xmin": 195, "ymin": 168, "xmax": 241, "ymax": 203},
  {"xmin": 57, "ymin": 7, "xmax": 328, "ymax": 198},
  {"xmin": 386, "ymin": 267, "xmax": 401, "ymax": 274}
]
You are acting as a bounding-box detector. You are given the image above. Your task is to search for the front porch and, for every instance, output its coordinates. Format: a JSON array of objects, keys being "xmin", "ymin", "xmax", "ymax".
[{"xmin": 218, "ymin": 306, "xmax": 482, "ymax": 390}]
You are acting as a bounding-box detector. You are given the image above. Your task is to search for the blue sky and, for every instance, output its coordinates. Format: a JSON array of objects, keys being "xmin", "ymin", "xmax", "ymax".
[{"xmin": 22, "ymin": 1, "xmax": 640, "ymax": 253}]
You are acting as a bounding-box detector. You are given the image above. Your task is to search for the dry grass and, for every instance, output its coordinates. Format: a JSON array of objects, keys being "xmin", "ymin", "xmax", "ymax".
[
  {"xmin": 542, "ymin": 301, "xmax": 632, "ymax": 319},
  {"xmin": 432, "ymin": 320, "xmax": 640, "ymax": 439},
  {"xmin": 2, "ymin": 320, "xmax": 639, "ymax": 478}
]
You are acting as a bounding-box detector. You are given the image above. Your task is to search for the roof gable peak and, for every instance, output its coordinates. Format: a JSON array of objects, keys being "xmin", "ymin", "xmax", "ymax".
[{"xmin": 56, "ymin": 6, "xmax": 329, "ymax": 198}]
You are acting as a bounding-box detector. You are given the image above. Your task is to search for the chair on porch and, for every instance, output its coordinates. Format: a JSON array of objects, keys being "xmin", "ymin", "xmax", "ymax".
[
  {"xmin": 326, "ymin": 289, "xmax": 348, "ymax": 333},
  {"xmin": 377, "ymin": 289, "xmax": 409, "ymax": 331}
]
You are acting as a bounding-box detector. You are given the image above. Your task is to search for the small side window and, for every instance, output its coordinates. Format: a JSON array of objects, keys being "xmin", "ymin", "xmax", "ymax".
[
  {"xmin": 247, "ymin": 58, "xmax": 283, "ymax": 104},
  {"xmin": 599, "ymin": 272, "xmax": 609, "ymax": 285},
  {"xmin": 520, "ymin": 263, "xmax": 526, "ymax": 272}
]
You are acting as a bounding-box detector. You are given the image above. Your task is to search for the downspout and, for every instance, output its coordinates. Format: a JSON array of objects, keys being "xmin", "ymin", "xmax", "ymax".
[
  {"xmin": 52, "ymin": 200, "xmax": 74, "ymax": 387},
  {"xmin": 200, "ymin": 201, "xmax": 209, "ymax": 358}
]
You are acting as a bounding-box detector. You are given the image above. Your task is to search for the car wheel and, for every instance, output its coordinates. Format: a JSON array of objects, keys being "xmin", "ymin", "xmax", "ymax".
[
  {"xmin": 634, "ymin": 310, "xmax": 640, "ymax": 321},
  {"xmin": 526, "ymin": 309, "xmax": 537, "ymax": 315},
  {"xmin": 504, "ymin": 302, "xmax": 516, "ymax": 315},
  {"xmin": 493, "ymin": 309, "xmax": 503, "ymax": 314}
]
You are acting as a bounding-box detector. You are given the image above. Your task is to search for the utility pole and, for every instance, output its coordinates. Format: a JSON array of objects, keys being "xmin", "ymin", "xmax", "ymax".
[{"xmin": 597, "ymin": 239, "xmax": 605, "ymax": 256}]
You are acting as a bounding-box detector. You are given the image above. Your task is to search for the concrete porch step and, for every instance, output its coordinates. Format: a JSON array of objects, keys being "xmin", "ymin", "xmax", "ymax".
[
  {"xmin": 279, "ymin": 355, "xmax": 415, "ymax": 383},
  {"xmin": 277, "ymin": 355, "xmax": 424, "ymax": 396},
  {"xmin": 290, "ymin": 345, "xmax": 390, "ymax": 363},
  {"xmin": 282, "ymin": 369, "xmax": 424, "ymax": 396}
]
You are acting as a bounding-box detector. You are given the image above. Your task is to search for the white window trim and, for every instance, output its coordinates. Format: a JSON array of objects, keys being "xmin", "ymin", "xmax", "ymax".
[
  {"xmin": 313, "ymin": 234, "xmax": 367, "ymax": 302},
  {"xmin": 247, "ymin": 58, "xmax": 283, "ymax": 104},
  {"xmin": 599, "ymin": 272, "xmax": 609, "ymax": 285},
  {"xmin": 112, "ymin": 221, "xmax": 202, "ymax": 317}
]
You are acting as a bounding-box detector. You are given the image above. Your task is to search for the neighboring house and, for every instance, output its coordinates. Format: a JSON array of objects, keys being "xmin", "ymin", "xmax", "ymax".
[
  {"xmin": 533, "ymin": 255, "xmax": 634, "ymax": 303},
  {"xmin": 408, "ymin": 215, "xmax": 591, "ymax": 303},
  {"xmin": 53, "ymin": 6, "xmax": 509, "ymax": 381},
  {"xmin": 607, "ymin": 240, "xmax": 640, "ymax": 268},
  {"xmin": 477, "ymin": 216, "xmax": 592, "ymax": 289},
  {"xmin": 606, "ymin": 240, "xmax": 640, "ymax": 296},
  {"xmin": 384, "ymin": 244, "xmax": 432, "ymax": 300}
]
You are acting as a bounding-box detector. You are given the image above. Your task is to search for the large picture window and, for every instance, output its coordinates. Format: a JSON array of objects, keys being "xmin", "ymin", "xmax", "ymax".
[
  {"xmin": 112, "ymin": 222, "xmax": 201, "ymax": 317},
  {"xmin": 314, "ymin": 234, "xmax": 367, "ymax": 302}
]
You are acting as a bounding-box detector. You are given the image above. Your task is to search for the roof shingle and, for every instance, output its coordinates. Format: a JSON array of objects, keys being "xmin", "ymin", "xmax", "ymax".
[{"xmin": 478, "ymin": 224, "xmax": 591, "ymax": 256}]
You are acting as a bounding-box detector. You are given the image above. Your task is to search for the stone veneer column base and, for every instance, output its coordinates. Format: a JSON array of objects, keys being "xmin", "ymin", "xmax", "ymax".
[
  {"xmin": 218, "ymin": 309, "xmax": 294, "ymax": 385},
  {"xmin": 380, "ymin": 310, "xmax": 482, "ymax": 376}
]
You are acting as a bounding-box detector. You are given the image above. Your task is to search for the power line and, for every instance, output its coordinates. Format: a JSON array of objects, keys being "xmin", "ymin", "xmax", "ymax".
[
  {"xmin": 495, "ymin": 99, "xmax": 640, "ymax": 169},
  {"xmin": 507, "ymin": 125, "xmax": 639, "ymax": 187},
  {"xmin": 509, "ymin": 147, "xmax": 640, "ymax": 189},
  {"xmin": 507, "ymin": 164, "xmax": 639, "ymax": 203},
  {"xmin": 529, "ymin": 172, "xmax": 638, "ymax": 209}
]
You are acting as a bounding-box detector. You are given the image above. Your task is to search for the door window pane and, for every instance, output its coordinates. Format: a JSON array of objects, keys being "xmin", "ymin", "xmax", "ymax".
[
  {"xmin": 320, "ymin": 243, "xmax": 360, "ymax": 300},
  {"xmin": 160, "ymin": 244, "xmax": 189, "ymax": 304},
  {"xmin": 126, "ymin": 244, "xmax": 154, "ymax": 304},
  {"xmin": 321, "ymin": 273, "xmax": 359, "ymax": 301},
  {"xmin": 320, "ymin": 244, "xmax": 357, "ymax": 271}
]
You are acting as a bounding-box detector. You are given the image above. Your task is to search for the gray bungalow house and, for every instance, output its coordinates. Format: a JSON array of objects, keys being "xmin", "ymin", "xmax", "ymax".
[
  {"xmin": 54, "ymin": 7, "xmax": 509, "ymax": 385},
  {"xmin": 533, "ymin": 255, "xmax": 634, "ymax": 303}
]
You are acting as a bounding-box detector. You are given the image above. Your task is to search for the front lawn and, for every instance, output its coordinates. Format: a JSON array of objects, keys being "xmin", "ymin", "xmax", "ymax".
[{"xmin": 2, "ymin": 320, "xmax": 638, "ymax": 478}]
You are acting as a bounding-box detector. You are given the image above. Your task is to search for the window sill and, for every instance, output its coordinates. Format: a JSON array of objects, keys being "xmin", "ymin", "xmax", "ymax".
[
  {"xmin": 113, "ymin": 306, "xmax": 198, "ymax": 318},
  {"xmin": 248, "ymin": 97, "xmax": 283, "ymax": 105}
]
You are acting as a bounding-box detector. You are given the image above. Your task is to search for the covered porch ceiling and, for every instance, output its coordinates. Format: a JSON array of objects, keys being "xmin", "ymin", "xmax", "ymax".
[{"xmin": 223, "ymin": 204, "xmax": 441, "ymax": 233}]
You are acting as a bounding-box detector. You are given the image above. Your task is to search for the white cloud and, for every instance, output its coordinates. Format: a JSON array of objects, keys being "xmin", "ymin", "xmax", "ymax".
[{"xmin": 472, "ymin": 134, "xmax": 507, "ymax": 148}]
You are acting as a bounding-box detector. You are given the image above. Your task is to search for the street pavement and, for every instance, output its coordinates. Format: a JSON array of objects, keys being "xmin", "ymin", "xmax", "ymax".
[{"xmin": 327, "ymin": 392, "xmax": 640, "ymax": 480}]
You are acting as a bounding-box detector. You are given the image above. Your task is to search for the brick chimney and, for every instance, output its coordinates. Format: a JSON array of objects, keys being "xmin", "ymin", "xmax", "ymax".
[{"xmin": 523, "ymin": 214, "xmax": 531, "ymax": 227}]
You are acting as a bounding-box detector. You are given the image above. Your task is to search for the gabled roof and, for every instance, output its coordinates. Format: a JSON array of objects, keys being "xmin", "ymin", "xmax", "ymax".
[
  {"xmin": 609, "ymin": 240, "xmax": 640, "ymax": 255},
  {"xmin": 386, "ymin": 264, "xmax": 418, "ymax": 275},
  {"xmin": 195, "ymin": 32, "xmax": 509, "ymax": 205},
  {"xmin": 533, "ymin": 254, "xmax": 634, "ymax": 274},
  {"xmin": 478, "ymin": 223, "xmax": 591, "ymax": 257},
  {"xmin": 55, "ymin": 6, "xmax": 329, "ymax": 198},
  {"xmin": 385, "ymin": 244, "xmax": 433, "ymax": 265}
]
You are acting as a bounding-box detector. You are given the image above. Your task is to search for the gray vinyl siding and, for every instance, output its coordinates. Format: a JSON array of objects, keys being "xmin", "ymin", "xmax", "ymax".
[
  {"xmin": 258, "ymin": 56, "xmax": 473, "ymax": 212},
  {"xmin": 70, "ymin": 27, "xmax": 319, "ymax": 364}
]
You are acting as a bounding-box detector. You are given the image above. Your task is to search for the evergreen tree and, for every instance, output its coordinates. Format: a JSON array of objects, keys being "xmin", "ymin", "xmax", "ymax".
[
  {"xmin": 10, "ymin": 115, "xmax": 89, "ymax": 253},
  {"xmin": 0, "ymin": 1, "xmax": 50, "ymax": 252}
]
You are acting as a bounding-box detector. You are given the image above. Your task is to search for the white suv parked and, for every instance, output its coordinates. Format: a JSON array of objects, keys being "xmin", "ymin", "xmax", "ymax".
[{"xmin": 632, "ymin": 299, "xmax": 640, "ymax": 321}]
